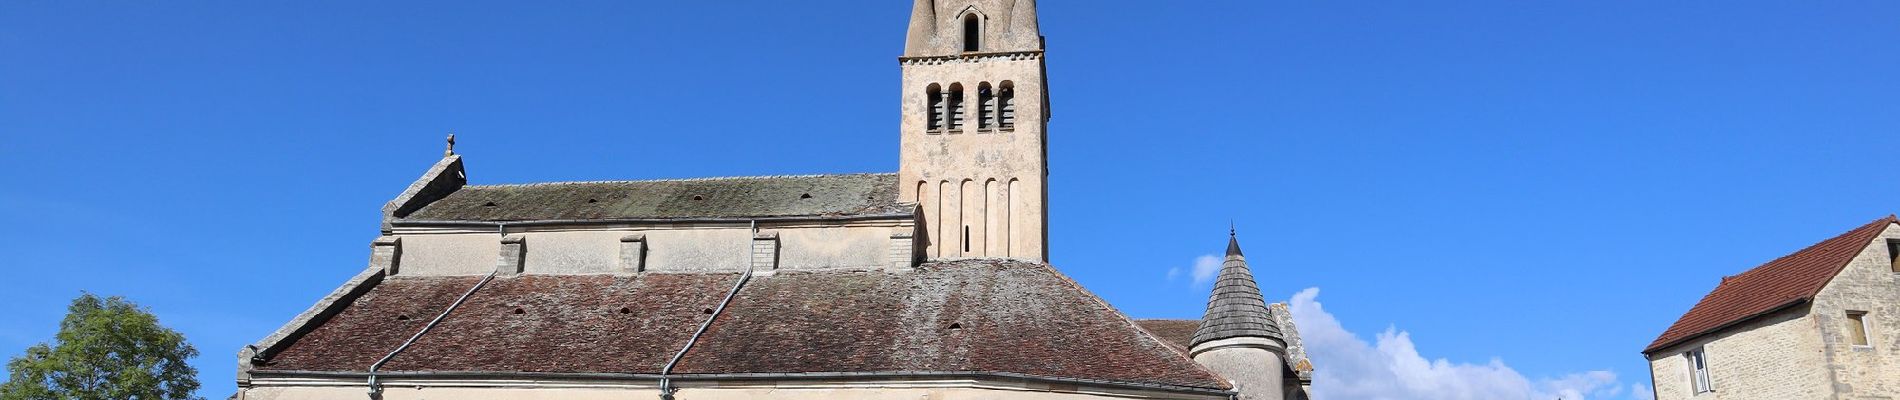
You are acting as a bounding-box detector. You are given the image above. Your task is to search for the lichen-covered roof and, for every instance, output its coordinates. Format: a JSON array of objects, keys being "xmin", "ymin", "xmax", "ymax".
[
  {"xmin": 256, "ymin": 260, "xmax": 1229, "ymax": 391},
  {"xmin": 1645, "ymin": 215, "xmax": 1896, "ymax": 354},
  {"xmin": 1191, "ymin": 235, "xmax": 1283, "ymax": 348},
  {"xmin": 1270, "ymin": 303, "xmax": 1314, "ymax": 378},
  {"xmin": 260, "ymin": 273, "xmax": 737, "ymax": 373},
  {"xmin": 397, "ymin": 173, "xmax": 908, "ymax": 223},
  {"xmin": 1135, "ymin": 319, "xmax": 1200, "ymax": 351}
]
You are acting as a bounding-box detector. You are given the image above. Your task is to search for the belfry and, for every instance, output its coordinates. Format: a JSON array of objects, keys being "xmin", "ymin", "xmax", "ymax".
[{"xmin": 899, "ymin": 0, "xmax": 1051, "ymax": 261}]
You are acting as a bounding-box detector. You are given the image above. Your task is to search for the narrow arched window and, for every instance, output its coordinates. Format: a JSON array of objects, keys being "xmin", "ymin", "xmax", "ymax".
[
  {"xmin": 963, "ymin": 226, "xmax": 971, "ymax": 253},
  {"xmin": 977, "ymin": 82, "xmax": 995, "ymax": 130},
  {"xmin": 963, "ymin": 14, "xmax": 981, "ymax": 52},
  {"xmin": 998, "ymin": 81, "xmax": 1016, "ymax": 130},
  {"xmin": 926, "ymin": 83, "xmax": 945, "ymax": 132},
  {"xmin": 947, "ymin": 83, "xmax": 966, "ymax": 131}
]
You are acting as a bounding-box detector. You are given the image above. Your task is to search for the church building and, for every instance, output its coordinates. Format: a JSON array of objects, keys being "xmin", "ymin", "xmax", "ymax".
[{"xmin": 234, "ymin": 2, "xmax": 1313, "ymax": 399}]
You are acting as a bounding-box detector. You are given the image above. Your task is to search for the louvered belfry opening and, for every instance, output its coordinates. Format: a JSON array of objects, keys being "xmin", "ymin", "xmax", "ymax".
[{"xmin": 927, "ymin": 83, "xmax": 945, "ymax": 131}]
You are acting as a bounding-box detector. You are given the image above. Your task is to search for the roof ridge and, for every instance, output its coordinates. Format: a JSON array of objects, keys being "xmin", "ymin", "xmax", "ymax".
[
  {"xmin": 1726, "ymin": 215, "xmax": 1894, "ymax": 282},
  {"xmin": 468, "ymin": 172, "xmax": 898, "ymax": 188},
  {"xmin": 1644, "ymin": 215, "xmax": 1897, "ymax": 354}
]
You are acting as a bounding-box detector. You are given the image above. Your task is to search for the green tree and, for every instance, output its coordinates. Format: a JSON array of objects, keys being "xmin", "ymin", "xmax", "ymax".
[{"xmin": 1, "ymin": 293, "xmax": 200, "ymax": 400}]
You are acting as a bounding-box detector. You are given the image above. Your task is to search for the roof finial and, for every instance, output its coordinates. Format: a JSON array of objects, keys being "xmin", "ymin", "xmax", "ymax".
[
  {"xmin": 1225, "ymin": 222, "xmax": 1243, "ymax": 257},
  {"xmin": 444, "ymin": 132, "xmax": 457, "ymax": 157}
]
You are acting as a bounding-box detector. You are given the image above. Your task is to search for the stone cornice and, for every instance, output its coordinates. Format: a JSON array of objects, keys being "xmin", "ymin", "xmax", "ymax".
[{"xmin": 899, "ymin": 50, "xmax": 1044, "ymax": 66}]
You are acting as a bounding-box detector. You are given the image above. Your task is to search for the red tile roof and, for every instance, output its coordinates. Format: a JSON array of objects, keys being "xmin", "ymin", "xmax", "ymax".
[
  {"xmin": 262, "ymin": 276, "xmax": 487, "ymax": 371},
  {"xmin": 257, "ymin": 260, "xmax": 1229, "ymax": 391},
  {"xmin": 1644, "ymin": 215, "xmax": 1896, "ymax": 354},
  {"xmin": 262, "ymin": 273, "xmax": 736, "ymax": 373}
]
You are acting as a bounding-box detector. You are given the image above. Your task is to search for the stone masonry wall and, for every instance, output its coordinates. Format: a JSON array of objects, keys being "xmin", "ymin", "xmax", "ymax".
[
  {"xmin": 1648, "ymin": 222, "xmax": 1900, "ymax": 400},
  {"xmin": 899, "ymin": 55, "xmax": 1048, "ymax": 262},
  {"xmin": 389, "ymin": 222, "xmax": 910, "ymax": 276},
  {"xmin": 1647, "ymin": 305, "xmax": 1828, "ymax": 400},
  {"xmin": 1810, "ymin": 223, "xmax": 1900, "ymax": 398}
]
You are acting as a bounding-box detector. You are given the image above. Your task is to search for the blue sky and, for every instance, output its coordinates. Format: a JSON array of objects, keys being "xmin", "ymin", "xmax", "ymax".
[{"xmin": 3, "ymin": 1, "xmax": 1898, "ymax": 399}]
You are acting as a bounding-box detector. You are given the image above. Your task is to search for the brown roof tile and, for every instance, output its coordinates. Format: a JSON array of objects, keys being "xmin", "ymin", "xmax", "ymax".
[
  {"xmin": 256, "ymin": 260, "xmax": 1229, "ymax": 390},
  {"xmin": 261, "ymin": 274, "xmax": 738, "ymax": 373},
  {"xmin": 672, "ymin": 260, "xmax": 1227, "ymax": 389},
  {"xmin": 1644, "ymin": 215, "xmax": 1895, "ymax": 354},
  {"xmin": 1134, "ymin": 319, "xmax": 1200, "ymax": 351},
  {"xmin": 381, "ymin": 273, "xmax": 738, "ymax": 373},
  {"xmin": 261, "ymin": 277, "xmax": 486, "ymax": 371}
]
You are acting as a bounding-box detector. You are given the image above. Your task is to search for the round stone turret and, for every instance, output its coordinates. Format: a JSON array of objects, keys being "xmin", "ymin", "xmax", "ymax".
[
  {"xmin": 1188, "ymin": 230, "xmax": 1290, "ymax": 400},
  {"xmin": 1190, "ymin": 233, "xmax": 1284, "ymax": 348}
]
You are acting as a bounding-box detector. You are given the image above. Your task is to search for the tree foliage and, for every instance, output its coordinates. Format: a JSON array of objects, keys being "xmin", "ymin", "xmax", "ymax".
[{"xmin": 1, "ymin": 293, "xmax": 200, "ymax": 400}]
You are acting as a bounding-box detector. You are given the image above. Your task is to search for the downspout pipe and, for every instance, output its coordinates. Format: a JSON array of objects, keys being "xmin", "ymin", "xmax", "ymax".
[
  {"xmin": 365, "ymin": 224, "xmax": 507, "ymax": 398},
  {"xmin": 657, "ymin": 220, "xmax": 758, "ymax": 400}
]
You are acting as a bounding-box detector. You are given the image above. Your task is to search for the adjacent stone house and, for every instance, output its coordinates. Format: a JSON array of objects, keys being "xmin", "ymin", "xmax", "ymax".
[
  {"xmin": 233, "ymin": 1, "xmax": 1313, "ymax": 399},
  {"xmin": 1644, "ymin": 216, "xmax": 1900, "ymax": 399}
]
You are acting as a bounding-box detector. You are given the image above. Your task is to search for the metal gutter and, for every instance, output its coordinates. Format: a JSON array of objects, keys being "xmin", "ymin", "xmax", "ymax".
[
  {"xmin": 656, "ymin": 220, "xmax": 758, "ymax": 399},
  {"xmin": 390, "ymin": 212, "xmax": 914, "ymax": 229},
  {"xmin": 249, "ymin": 370, "xmax": 1234, "ymax": 396},
  {"xmin": 366, "ymin": 271, "xmax": 494, "ymax": 397},
  {"xmin": 366, "ymin": 224, "xmax": 508, "ymax": 397}
]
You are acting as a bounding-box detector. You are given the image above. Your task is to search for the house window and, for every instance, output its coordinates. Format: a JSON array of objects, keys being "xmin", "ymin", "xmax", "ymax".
[
  {"xmin": 1888, "ymin": 240, "xmax": 1900, "ymax": 273},
  {"xmin": 1848, "ymin": 311, "xmax": 1871, "ymax": 347},
  {"xmin": 1687, "ymin": 347, "xmax": 1712, "ymax": 393}
]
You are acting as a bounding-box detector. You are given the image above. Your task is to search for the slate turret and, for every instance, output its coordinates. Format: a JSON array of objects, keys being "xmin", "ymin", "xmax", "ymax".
[{"xmin": 1189, "ymin": 230, "xmax": 1291, "ymax": 400}]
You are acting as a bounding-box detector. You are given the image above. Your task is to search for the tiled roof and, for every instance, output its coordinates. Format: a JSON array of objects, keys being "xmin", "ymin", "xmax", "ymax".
[
  {"xmin": 261, "ymin": 273, "xmax": 737, "ymax": 373},
  {"xmin": 1643, "ymin": 215, "xmax": 1896, "ymax": 354},
  {"xmin": 256, "ymin": 260, "xmax": 1230, "ymax": 391},
  {"xmin": 397, "ymin": 173, "xmax": 908, "ymax": 223},
  {"xmin": 1135, "ymin": 319, "xmax": 1199, "ymax": 351}
]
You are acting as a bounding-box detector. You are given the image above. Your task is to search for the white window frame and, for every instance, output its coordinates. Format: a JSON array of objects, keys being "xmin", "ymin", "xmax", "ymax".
[{"xmin": 1687, "ymin": 346, "xmax": 1713, "ymax": 394}]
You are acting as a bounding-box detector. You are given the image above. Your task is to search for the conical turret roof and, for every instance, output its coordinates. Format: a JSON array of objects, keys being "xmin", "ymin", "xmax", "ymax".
[{"xmin": 1190, "ymin": 230, "xmax": 1282, "ymax": 348}]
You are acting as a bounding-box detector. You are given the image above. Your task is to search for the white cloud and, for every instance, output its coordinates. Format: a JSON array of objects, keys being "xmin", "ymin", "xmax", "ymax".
[
  {"xmin": 1164, "ymin": 254, "xmax": 1225, "ymax": 288},
  {"xmin": 1631, "ymin": 384, "xmax": 1654, "ymax": 400},
  {"xmin": 1191, "ymin": 254, "xmax": 1222, "ymax": 285},
  {"xmin": 1288, "ymin": 288, "xmax": 1627, "ymax": 400}
]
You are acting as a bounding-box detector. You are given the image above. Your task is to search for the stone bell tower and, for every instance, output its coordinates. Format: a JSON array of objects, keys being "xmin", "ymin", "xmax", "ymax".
[{"xmin": 898, "ymin": 0, "xmax": 1050, "ymax": 262}]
